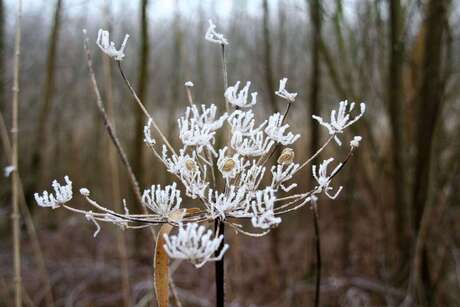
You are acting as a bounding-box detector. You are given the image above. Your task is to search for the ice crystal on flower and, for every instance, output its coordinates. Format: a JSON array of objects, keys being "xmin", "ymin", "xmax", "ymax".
[
  {"xmin": 217, "ymin": 147, "xmax": 247, "ymax": 181},
  {"xmin": 231, "ymin": 130, "xmax": 274, "ymax": 157},
  {"xmin": 142, "ymin": 183, "xmax": 182, "ymax": 218},
  {"xmin": 312, "ymin": 100, "xmax": 366, "ymax": 145},
  {"xmin": 96, "ymin": 29, "xmax": 129, "ymax": 61},
  {"xmin": 34, "ymin": 176, "xmax": 73, "ymax": 208},
  {"xmin": 208, "ymin": 186, "xmax": 248, "ymax": 219},
  {"xmin": 312, "ymin": 158, "xmax": 343, "ymax": 199},
  {"xmin": 143, "ymin": 118, "xmax": 156, "ymax": 145},
  {"xmin": 350, "ymin": 136, "xmax": 362, "ymax": 148},
  {"xmin": 163, "ymin": 223, "xmax": 229, "ymax": 268},
  {"xmin": 205, "ymin": 19, "xmax": 229, "ymax": 45},
  {"xmin": 265, "ymin": 113, "xmax": 300, "ymax": 145},
  {"xmin": 271, "ymin": 163, "xmax": 299, "ymax": 192},
  {"xmin": 275, "ymin": 78, "xmax": 297, "ymax": 102},
  {"xmin": 250, "ymin": 188, "xmax": 281, "ymax": 229},
  {"xmin": 225, "ymin": 81, "xmax": 258, "ymax": 108},
  {"xmin": 227, "ymin": 110, "xmax": 266, "ymax": 136}
]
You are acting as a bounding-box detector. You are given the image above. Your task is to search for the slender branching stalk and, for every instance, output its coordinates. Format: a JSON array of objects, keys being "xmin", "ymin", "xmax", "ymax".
[{"xmin": 11, "ymin": 0, "xmax": 22, "ymax": 306}]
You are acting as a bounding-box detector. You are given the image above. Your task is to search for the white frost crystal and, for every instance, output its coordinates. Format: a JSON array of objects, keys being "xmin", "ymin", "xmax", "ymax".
[
  {"xmin": 142, "ymin": 183, "xmax": 182, "ymax": 218},
  {"xmin": 205, "ymin": 19, "xmax": 229, "ymax": 45},
  {"xmin": 96, "ymin": 29, "xmax": 129, "ymax": 61},
  {"xmin": 34, "ymin": 176, "xmax": 73, "ymax": 208},
  {"xmin": 225, "ymin": 81, "xmax": 258, "ymax": 108}
]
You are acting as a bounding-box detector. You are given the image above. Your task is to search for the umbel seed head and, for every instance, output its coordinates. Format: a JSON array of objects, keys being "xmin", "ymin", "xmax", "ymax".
[{"xmin": 277, "ymin": 148, "xmax": 295, "ymax": 165}]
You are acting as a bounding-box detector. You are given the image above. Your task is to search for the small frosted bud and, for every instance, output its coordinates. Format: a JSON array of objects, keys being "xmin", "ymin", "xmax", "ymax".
[
  {"xmin": 184, "ymin": 81, "xmax": 194, "ymax": 87},
  {"xmin": 80, "ymin": 188, "xmax": 90, "ymax": 197},
  {"xmin": 277, "ymin": 148, "xmax": 295, "ymax": 165},
  {"xmin": 350, "ymin": 136, "xmax": 362, "ymax": 148}
]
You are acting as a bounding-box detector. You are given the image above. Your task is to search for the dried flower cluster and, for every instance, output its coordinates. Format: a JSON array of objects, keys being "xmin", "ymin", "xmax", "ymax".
[{"xmin": 35, "ymin": 20, "xmax": 366, "ymax": 269}]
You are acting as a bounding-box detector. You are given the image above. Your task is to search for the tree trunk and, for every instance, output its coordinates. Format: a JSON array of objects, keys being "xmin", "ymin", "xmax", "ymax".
[{"xmin": 262, "ymin": 0, "xmax": 278, "ymax": 114}]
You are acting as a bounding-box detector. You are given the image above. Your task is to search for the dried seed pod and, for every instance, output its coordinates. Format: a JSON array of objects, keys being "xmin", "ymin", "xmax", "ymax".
[
  {"xmin": 277, "ymin": 148, "xmax": 294, "ymax": 165},
  {"xmin": 221, "ymin": 158, "xmax": 236, "ymax": 173},
  {"xmin": 185, "ymin": 159, "xmax": 197, "ymax": 172}
]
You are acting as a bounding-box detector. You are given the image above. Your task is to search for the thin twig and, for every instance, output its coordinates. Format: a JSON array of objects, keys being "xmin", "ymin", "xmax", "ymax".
[
  {"xmin": 82, "ymin": 30, "xmax": 143, "ymax": 206},
  {"xmin": 312, "ymin": 204, "xmax": 321, "ymax": 307},
  {"xmin": 11, "ymin": 1, "xmax": 22, "ymax": 306}
]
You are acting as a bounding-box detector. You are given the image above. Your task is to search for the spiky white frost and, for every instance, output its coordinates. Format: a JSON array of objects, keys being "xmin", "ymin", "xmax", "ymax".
[
  {"xmin": 312, "ymin": 100, "xmax": 366, "ymax": 145},
  {"xmin": 312, "ymin": 158, "xmax": 343, "ymax": 199},
  {"xmin": 143, "ymin": 118, "xmax": 156, "ymax": 145},
  {"xmin": 271, "ymin": 163, "xmax": 300, "ymax": 192},
  {"xmin": 275, "ymin": 78, "xmax": 297, "ymax": 102},
  {"xmin": 207, "ymin": 186, "xmax": 248, "ymax": 219},
  {"xmin": 96, "ymin": 29, "xmax": 129, "ymax": 61},
  {"xmin": 163, "ymin": 223, "xmax": 229, "ymax": 268},
  {"xmin": 34, "ymin": 176, "xmax": 73, "ymax": 208},
  {"xmin": 142, "ymin": 183, "xmax": 182, "ymax": 218},
  {"xmin": 250, "ymin": 188, "xmax": 281, "ymax": 229},
  {"xmin": 231, "ymin": 131, "xmax": 274, "ymax": 157},
  {"xmin": 265, "ymin": 113, "xmax": 300, "ymax": 145},
  {"xmin": 350, "ymin": 136, "xmax": 362, "ymax": 148},
  {"xmin": 186, "ymin": 104, "xmax": 228, "ymax": 131},
  {"xmin": 225, "ymin": 81, "xmax": 257, "ymax": 108},
  {"xmin": 184, "ymin": 81, "xmax": 194, "ymax": 87},
  {"xmin": 205, "ymin": 19, "xmax": 229, "ymax": 45},
  {"xmin": 217, "ymin": 147, "xmax": 247, "ymax": 180}
]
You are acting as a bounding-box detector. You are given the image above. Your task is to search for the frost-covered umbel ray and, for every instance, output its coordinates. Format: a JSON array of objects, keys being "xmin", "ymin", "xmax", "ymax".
[{"xmin": 35, "ymin": 22, "xmax": 366, "ymax": 269}]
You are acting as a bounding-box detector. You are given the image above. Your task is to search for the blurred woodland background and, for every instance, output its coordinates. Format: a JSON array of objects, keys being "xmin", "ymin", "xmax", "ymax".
[{"xmin": 0, "ymin": 0, "xmax": 460, "ymax": 306}]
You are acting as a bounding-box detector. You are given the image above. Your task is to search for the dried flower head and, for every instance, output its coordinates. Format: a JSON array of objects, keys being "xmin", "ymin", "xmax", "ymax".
[
  {"xmin": 277, "ymin": 148, "xmax": 295, "ymax": 165},
  {"xmin": 96, "ymin": 29, "xmax": 129, "ymax": 61}
]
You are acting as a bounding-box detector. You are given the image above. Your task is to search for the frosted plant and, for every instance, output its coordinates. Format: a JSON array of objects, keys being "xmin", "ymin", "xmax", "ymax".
[
  {"xmin": 224, "ymin": 81, "xmax": 258, "ymax": 108},
  {"xmin": 265, "ymin": 113, "xmax": 300, "ymax": 145},
  {"xmin": 204, "ymin": 19, "xmax": 228, "ymax": 45},
  {"xmin": 142, "ymin": 183, "xmax": 182, "ymax": 218},
  {"xmin": 34, "ymin": 176, "xmax": 72, "ymax": 208},
  {"xmin": 312, "ymin": 158, "xmax": 343, "ymax": 199},
  {"xmin": 96, "ymin": 29, "xmax": 129, "ymax": 61},
  {"xmin": 312, "ymin": 100, "xmax": 366, "ymax": 145},
  {"xmin": 350, "ymin": 135, "xmax": 362, "ymax": 148},
  {"xmin": 143, "ymin": 118, "xmax": 156, "ymax": 145},
  {"xmin": 4, "ymin": 165, "xmax": 15, "ymax": 177},
  {"xmin": 35, "ymin": 25, "xmax": 367, "ymax": 283},
  {"xmin": 250, "ymin": 188, "xmax": 281, "ymax": 229},
  {"xmin": 275, "ymin": 77, "xmax": 297, "ymax": 102},
  {"xmin": 163, "ymin": 223, "xmax": 229, "ymax": 268}
]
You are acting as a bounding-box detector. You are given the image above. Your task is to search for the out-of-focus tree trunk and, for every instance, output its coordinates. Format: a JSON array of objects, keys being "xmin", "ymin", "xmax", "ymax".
[
  {"xmin": 387, "ymin": 0, "xmax": 409, "ymax": 270},
  {"xmin": 30, "ymin": 0, "xmax": 62, "ymax": 196},
  {"xmin": 308, "ymin": 0, "xmax": 322, "ymax": 166},
  {"xmin": 102, "ymin": 2, "xmax": 132, "ymax": 306},
  {"xmin": 133, "ymin": 0, "xmax": 149, "ymax": 186},
  {"xmin": 411, "ymin": 0, "xmax": 450, "ymax": 303},
  {"xmin": 0, "ymin": 0, "xmax": 4, "ymax": 116},
  {"xmin": 167, "ymin": 0, "xmax": 182, "ymax": 140},
  {"xmin": 262, "ymin": 0, "xmax": 278, "ymax": 114},
  {"xmin": 277, "ymin": 0, "xmax": 287, "ymax": 76}
]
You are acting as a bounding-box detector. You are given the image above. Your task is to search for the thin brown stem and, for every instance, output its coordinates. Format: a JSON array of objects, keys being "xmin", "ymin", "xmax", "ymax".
[{"xmin": 312, "ymin": 204, "xmax": 321, "ymax": 307}]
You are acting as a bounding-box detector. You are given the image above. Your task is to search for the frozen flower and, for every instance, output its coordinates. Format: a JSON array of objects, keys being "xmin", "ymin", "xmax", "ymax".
[
  {"xmin": 265, "ymin": 113, "xmax": 300, "ymax": 145},
  {"xmin": 184, "ymin": 81, "xmax": 194, "ymax": 87},
  {"xmin": 312, "ymin": 158, "xmax": 343, "ymax": 199},
  {"xmin": 79, "ymin": 188, "xmax": 90, "ymax": 197},
  {"xmin": 4, "ymin": 165, "xmax": 15, "ymax": 177},
  {"xmin": 312, "ymin": 100, "xmax": 366, "ymax": 145},
  {"xmin": 271, "ymin": 163, "xmax": 299, "ymax": 192},
  {"xmin": 275, "ymin": 78, "xmax": 297, "ymax": 102},
  {"xmin": 162, "ymin": 147, "xmax": 197, "ymax": 175},
  {"xmin": 239, "ymin": 161, "xmax": 266, "ymax": 195},
  {"xmin": 143, "ymin": 118, "xmax": 156, "ymax": 145},
  {"xmin": 350, "ymin": 136, "xmax": 362, "ymax": 148},
  {"xmin": 208, "ymin": 186, "xmax": 248, "ymax": 219},
  {"xmin": 186, "ymin": 104, "xmax": 228, "ymax": 131},
  {"xmin": 224, "ymin": 81, "xmax": 257, "ymax": 108},
  {"xmin": 163, "ymin": 223, "xmax": 229, "ymax": 268},
  {"xmin": 277, "ymin": 148, "xmax": 295, "ymax": 165},
  {"xmin": 96, "ymin": 29, "xmax": 129, "ymax": 61},
  {"xmin": 228, "ymin": 110, "xmax": 266, "ymax": 136},
  {"xmin": 34, "ymin": 176, "xmax": 73, "ymax": 208},
  {"xmin": 142, "ymin": 183, "xmax": 182, "ymax": 218},
  {"xmin": 178, "ymin": 116, "xmax": 217, "ymax": 156},
  {"xmin": 205, "ymin": 19, "xmax": 229, "ymax": 45},
  {"xmin": 250, "ymin": 188, "xmax": 281, "ymax": 229},
  {"xmin": 231, "ymin": 131, "xmax": 274, "ymax": 157}
]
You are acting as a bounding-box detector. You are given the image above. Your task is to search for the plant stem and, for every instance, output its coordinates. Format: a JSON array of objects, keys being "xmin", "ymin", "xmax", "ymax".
[
  {"xmin": 11, "ymin": 1, "xmax": 22, "ymax": 306},
  {"xmin": 312, "ymin": 204, "xmax": 321, "ymax": 307},
  {"xmin": 215, "ymin": 219, "xmax": 225, "ymax": 307}
]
